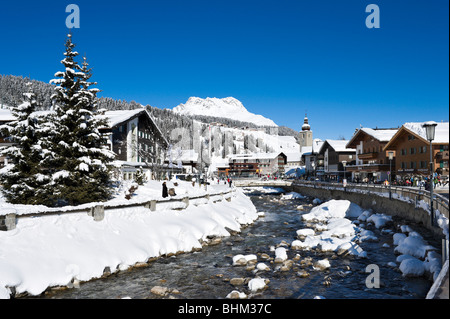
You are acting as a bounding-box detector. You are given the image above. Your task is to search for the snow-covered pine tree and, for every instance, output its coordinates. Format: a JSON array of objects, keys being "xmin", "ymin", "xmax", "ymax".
[
  {"xmin": 47, "ymin": 34, "xmax": 115, "ymax": 206},
  {"xmin": 0, "ymin": 84, "xmax": 52, "ymax": 205}
]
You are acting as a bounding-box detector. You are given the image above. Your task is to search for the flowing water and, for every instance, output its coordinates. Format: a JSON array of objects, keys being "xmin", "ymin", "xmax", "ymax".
[{"xmin": 39, "ymin": 187, "xmax": 436, "ymax": 299}]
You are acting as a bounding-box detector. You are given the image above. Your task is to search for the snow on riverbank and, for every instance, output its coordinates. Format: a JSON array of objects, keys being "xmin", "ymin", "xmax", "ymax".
[
  {"xmin": 0, "ymin": 182, "xmax": 258, "ymax": 299},
  {"xmin": 295, "ymin": 199, "xmax": 443, "ymax": 281},
  {"xmin": 0, "ymin": 179, "xmax": 233, "ymax": 216},
  {"xmin": 295, "ymin": 199, "xmax": 367, "ymax": 258}
]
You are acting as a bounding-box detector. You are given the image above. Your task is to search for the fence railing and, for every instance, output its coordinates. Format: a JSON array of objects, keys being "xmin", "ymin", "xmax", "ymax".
[
  {"xmin": 292, "ymin": 180, "xmax": 449, "ymax": 219},
  {"xmin": 0, "ymin": 189, "xmax": 235, "ymax": 231}
]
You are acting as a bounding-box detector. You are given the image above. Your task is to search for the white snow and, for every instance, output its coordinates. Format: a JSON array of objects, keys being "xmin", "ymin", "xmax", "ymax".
[
  {"xmin": 274, "ymin": 247, "xmax": 288, "ymax": 262},
  {"xmin": 173, "ymin": 97, "xmax": 277, "ymax": 127},
  {"xmin": 297, "ymin": 200, "xmax": 367, "ymax": 258},
  {"xmin": 0, "ymin": 181, "xmax": 258, "ymax": 298},
  {"xmin": 232, "ymin": 254, "xmax": 257, "ymax": 265},
  {"xmin": 247, "ymin": 278, "xmax": 267, "ymax": 292},
  {"xmin": 280, "ymin": 192, "xmax": 305, "ymax": 200},
  {"xmin": 366, "ymin": 213, "xmax": 393, "ymax": 229},
  {"xmin": 403, "ymin": 121, "xmax": 449, "ymax": 144}
]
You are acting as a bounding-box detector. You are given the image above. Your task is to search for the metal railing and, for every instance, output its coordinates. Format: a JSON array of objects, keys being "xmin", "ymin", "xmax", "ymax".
[
  {"xmin": 292, "ymin": 180, "xmax": 449, "ymax": 218},
  {"xmin": 0, "ymin": 189, "xmax": 235, "ymax": 231}
]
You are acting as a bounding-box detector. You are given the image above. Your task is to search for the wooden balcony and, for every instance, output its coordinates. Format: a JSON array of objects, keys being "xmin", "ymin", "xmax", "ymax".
[{"xmin": 357, "ymin": 152, "xmax": 378, "ymax": 160}]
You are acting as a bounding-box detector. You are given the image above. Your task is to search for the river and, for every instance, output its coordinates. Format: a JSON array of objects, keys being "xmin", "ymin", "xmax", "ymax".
[{"xmin": 38, "ymin": 187, "xmax": 435, "ymax": 299}]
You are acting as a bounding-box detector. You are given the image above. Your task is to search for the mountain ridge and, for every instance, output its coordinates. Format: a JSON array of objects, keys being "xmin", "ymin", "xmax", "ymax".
[{"xmin": 173, "ymin": 96, "xmax": 278, "ymax": 127}]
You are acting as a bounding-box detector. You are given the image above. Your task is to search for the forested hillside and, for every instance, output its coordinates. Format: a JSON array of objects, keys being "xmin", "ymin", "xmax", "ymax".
[{"xmin": 0, "ymin": 74, "xmax": 299, "ymax": 148}]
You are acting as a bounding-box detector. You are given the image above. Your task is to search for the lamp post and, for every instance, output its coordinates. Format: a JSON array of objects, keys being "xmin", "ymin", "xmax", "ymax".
[
  {"xmin": 422, "ymin": 121, "xmax": 437, "ymax": 226},
  {"xmin": 342, "ymin": 160, "xmax": 347, "ymax": 191},
  {"xmin": 388, "ymin": 151, "xmax": 394, "ymax": 200},
  {"xmin": 311, "ymin": 160, "xmax": 316, "ymax": 188}
]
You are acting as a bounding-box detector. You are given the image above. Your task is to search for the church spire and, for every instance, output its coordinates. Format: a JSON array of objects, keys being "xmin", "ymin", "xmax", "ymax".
[{"xmin": 301, "ymin": 113, "xmax": 311, "ymax": 131}]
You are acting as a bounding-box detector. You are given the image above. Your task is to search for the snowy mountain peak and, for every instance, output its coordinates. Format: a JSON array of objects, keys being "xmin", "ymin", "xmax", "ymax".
[{"xmin": 173, "ymin": 97, "xmax": 277, "ymax": 127}]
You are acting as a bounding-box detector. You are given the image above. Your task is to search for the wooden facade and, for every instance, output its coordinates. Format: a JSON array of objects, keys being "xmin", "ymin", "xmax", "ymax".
[
  {"xmin": 383, "ymin": 123, "xmax": 449, "ymax": 178},
  {"xmin": 346, "ymin": 128, "xmax": 398, "ymax": 182},
  {"xmin": 318, "ymin": 140, "xmax": 356, "ymax": 180},
  {"xmin": 227, "ymin": 152, "xmax": 287, "ymax": 178}
]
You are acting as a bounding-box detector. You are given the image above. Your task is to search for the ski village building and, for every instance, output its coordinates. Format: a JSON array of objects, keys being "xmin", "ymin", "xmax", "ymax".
[
  {"xmin": 224, "ymin": 152, "xmax": 287, "ymax": 178},
  {"xmin": 318, "ymin": 140, "xmax": 356, "ymax": 181},
  {"xmin": 96, "ymin": 108, "xmax": 170, "ymax": 180},
  {"xmin": 345, "ymin": 127, "xmax": 398, "ymax": 183},
  {"xmin": 0, "ymin": 108, "xmax": 170, "ymax": 181},
  {"xmin": 383, "ymin": 121, "xmax": 449, "ymax": 180}
]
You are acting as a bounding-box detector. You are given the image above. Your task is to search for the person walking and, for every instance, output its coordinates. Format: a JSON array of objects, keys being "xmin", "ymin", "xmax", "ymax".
[{"xmin": 162, "ymin": 182, "xmax": 168, "ymax": 198}]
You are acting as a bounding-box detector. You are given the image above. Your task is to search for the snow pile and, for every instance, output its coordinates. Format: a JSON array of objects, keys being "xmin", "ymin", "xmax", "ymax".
[
  {"xmin": 302, "ymin": 199, "xmax": 363, "ymax": 222},
  {"xmin": 274, "ymin": 247, "xmax": 288, "ymax": 262},
  {"xmin": 392, "ymin": 226, "xmax": 441, "ymax": 279},
  {"xmin": 248, "ymin": 278, "xmax": 268, "ymax": 292},
  {"xmin": 295, "ymin": 200, "xmax": 367, "ymax": 258},
  {"xmin": 280, "ymin": 192, "xmax": 305, "ymax": 200},
  {"xmin": 0, "ymin": 186, "xmax": 258, "ymax": 298},
  {"xmin": 366, "ymin": 213, "xmax": 393, "ymax": 229},
  {"xmin": 241, "ymin": 187, "xmax": 284, "ymax": 195}
]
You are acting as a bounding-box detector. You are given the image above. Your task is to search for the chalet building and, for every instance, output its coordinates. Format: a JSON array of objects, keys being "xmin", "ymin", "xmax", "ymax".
[
  {"xmin": 0, "ymin": 107, "xmax": 170, "ymax": 180},
  {"xmin": 227, "ymin": 152, "xmax": 287, "ymax": 178},
  {"xmin": 318, "ymin": 140, "xmax": 356, "ymax": 181},
  {"xmin": 164, "ymin": 149, "xmax": 198, "ymax": 175},
  {"xmin": 301, "ymin": 139, "xmax": 324, "ymax": 177},
  {"xmin": 346, "ymin": 127, "xmax": 398, "ymax": 183},
  {"xmin": 383, "ymin": 121, "xmax": 449, "ymax": 180},
  {"xmin": 284, "ymin": 152, "xmax": 302, "ymax": 167},
  {"xmin": 97, "ymin": 108, "xmax": 169, "ymax": 180}
]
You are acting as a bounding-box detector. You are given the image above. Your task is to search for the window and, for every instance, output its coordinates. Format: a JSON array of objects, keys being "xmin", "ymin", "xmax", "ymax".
[
  {"xmin": 410, "ymin": 148, "xmax": 416, "ymax": 155},
  {"xmin": 410, "ymin": 162, "xmax": 416, "ymax": 169},
  {"xmin": 401, "ymin": 162, "xmax": 406, "ymax": 169},
  {"xmin": 408, "ymin": 135, "xmax": 415, "ymax": 140},
  {"xmin": 419, "ymin": 146, "xmax": 427, "ymax": 153},
  {"xmin": 401, "ymin": 149, "xmax": 406, "ymax": 156},
  {"xmin": 420, "ymin": 161, "xmax": 427, "ymax": 169}
]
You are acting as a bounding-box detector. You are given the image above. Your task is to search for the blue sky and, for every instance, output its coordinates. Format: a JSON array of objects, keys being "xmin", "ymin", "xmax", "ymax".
[{"xmin": 0, "ymin": 0, "xmax": 448, "ymax": 140}]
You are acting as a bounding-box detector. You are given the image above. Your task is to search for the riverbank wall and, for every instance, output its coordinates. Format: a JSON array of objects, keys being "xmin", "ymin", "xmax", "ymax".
[{"xmin": 287, "ymin": 183, "xmax": 449, "ymax": 299}]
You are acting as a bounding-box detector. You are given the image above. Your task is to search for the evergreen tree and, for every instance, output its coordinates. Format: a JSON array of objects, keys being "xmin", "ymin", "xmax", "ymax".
[
  {"xmin": 0, "ymin": 84, "xmax": 52, "ymax": 205},
  {"xmin": 47, "ymin": 34, "xmax": 114, "ymax": 206}
]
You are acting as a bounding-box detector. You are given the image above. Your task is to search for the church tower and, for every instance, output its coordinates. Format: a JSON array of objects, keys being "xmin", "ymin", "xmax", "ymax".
[{"xmin": 299, "ymin": 113, "xmax": 313, "ymax": 152}]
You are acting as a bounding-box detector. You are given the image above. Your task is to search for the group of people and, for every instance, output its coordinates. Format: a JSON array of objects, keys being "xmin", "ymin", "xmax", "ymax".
[
  {"xmin": 217, "ymin": 177, "xmax": 233, "ymax": 187},
  {"xmin": 163, "ymin": 176, "xmax": 234, "ymax": 198}
]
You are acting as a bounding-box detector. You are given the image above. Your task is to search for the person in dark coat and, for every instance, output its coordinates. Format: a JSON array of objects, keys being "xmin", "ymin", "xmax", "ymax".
[{"xmin": 162, "ymin": 182, "xmax": 168, "ymax": 198}]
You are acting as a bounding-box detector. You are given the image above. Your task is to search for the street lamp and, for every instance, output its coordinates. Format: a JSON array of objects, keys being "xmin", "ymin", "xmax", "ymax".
[
  {"xmin": 311, "ymin": 160, "xmax": 316, "ymax": 188},
  {"xmin": 342, "ymin": 160, "xmax": 347, "ymax": 191},
  {"xmin": 422, "ymin": 121, "xmax": 437, "ymax": 226},
  {"xmin": 388, "ymin": 151, "xmax": 394, "ymax": 200}
]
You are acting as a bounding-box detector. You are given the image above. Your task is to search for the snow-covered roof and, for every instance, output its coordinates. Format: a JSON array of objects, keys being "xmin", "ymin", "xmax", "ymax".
[
  {"xmin": 0, "ymin": 107, "xmax": 169, "ymax": 146},
  {"xmin": 360, "ymin": 128, "xmax": 398, "ymax": 142},
  {"xmin": 301, "ymin": 139, "xmax": 324, "ymax": 156},
  {"xmin": 403, "ymin": 121, "xmax": 449, "ymax": 144},
  {"xmin": 283, "ymin": 152, "xmax": 302, "ymax": 162},
  {"xmin": 320, "ymin": 140, "xmax": 355, "ymax": 154},
  {"xmin": 228, "ymin": 152, "xmax": 286, "ymax": 161},
  {"xmin": 346, "ymin": 127, "xmax": 398, "ymax": 148},
  {"xmin": 0, "ymin": 108, "xmax": 15, "ymax": 122},
  {"xmin": 97, "ymin": 109, "xmax": 145, "ymax": 128}
]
